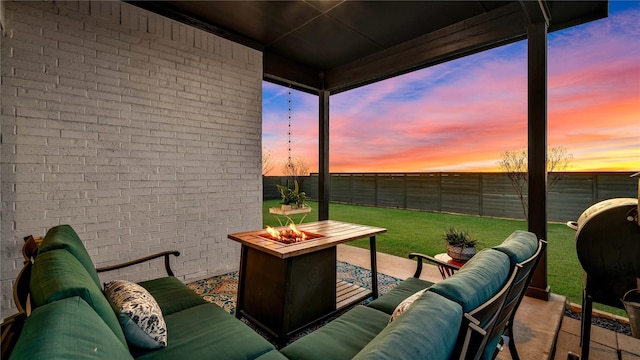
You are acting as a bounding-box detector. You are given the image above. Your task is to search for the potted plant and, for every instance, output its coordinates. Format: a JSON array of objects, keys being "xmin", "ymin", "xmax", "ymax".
[
  {"xmin": 443, "ymin": 226, "xmax": 477, "ymax": 262},
  {"xmin": 276, "ymin": 179, "xmax": 308, "ymax": 210}
]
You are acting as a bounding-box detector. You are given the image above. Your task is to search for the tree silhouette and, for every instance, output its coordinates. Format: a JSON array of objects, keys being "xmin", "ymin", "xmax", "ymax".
[
  {"xmin": 497, "ymin": 145, "xmax": 572, "ymax": 220},
  {"xmin": 282, "ymin": 157, "xmax": 310, "ymax": 186},
  {"xmin": 262, "ymin": 147, "xmax": 275, "ymax": 175}
]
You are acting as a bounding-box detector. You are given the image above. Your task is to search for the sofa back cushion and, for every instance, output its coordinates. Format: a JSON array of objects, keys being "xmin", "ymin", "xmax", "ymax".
[
  {"xmin": 138, "ymin": 277, "xmax": 207, "ymax": 316},
  {"xmin": 353, "ymin": 291, "xmax": 463, "ymax": 360},
  {"xmin": 29, "ymin": 249, "xmax": 128, "ymax": 347},
  {"xmin": 37, "ymin": 224, "xmax": 101, "ymax": 289},
  {"xmin": 9, "ymin": 296, "xmax": 134, "ymax": 360},
  {"xmin": 492, "ymin": 230, "xmax": 538, "ymax": 267},
  {"xmin": 429, "ymin": 249, "xmax": 510, "ymax": 313}
]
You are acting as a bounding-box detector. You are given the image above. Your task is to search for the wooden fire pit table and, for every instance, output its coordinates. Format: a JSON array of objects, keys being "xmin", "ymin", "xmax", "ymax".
[{"xmin": 227, "ymin": 220, "xmax": 386, "ymax": 347}]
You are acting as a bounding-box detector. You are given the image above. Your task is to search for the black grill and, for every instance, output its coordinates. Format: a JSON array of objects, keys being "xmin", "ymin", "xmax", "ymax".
[{"xmin": 568, "ymin": 197, "xmax": 640, "ymax": 359}]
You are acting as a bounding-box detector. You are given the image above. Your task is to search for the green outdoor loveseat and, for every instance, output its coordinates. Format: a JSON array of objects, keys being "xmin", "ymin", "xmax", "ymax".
[
  {"xmin": 7, "ymin": 225, "xmax": 286, "ymax": 360},
  {"xmin": 5, "ymin": 225, "xmax": 543, "ymax": 360}
]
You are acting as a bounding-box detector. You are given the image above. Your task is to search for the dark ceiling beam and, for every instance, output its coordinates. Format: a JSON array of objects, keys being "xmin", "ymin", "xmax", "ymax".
[
  {"xmin": 546, "ymin": 2, "xmax": 608, "ymax": 33},
  {"xmin": 324, "ymin": 2, "xmax": 527, "ymax": 94},
  {"xmin": 263, "ymin": 52, "xmax": 323, "ymax": 93}
]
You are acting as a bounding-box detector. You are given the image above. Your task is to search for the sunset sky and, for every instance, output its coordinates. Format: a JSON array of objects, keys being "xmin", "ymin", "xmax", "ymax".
[{"xmin": 262, "ymin": 2, "xmax": 640, "ymax": 175}]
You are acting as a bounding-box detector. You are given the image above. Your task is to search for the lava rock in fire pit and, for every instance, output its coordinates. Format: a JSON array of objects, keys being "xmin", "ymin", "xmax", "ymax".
[{"xmin": 275, "ymin": 229, "xmax": 307, "ymax": 244}]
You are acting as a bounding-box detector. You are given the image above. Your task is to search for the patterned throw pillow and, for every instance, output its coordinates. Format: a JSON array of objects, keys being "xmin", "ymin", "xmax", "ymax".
[
  {"xmin": 104, "ymin": 280, "xmax": 167, "ymax": 349},
  {"xmin": 389, "ymin": 288, "xmax": 427, "ymax": 323}
]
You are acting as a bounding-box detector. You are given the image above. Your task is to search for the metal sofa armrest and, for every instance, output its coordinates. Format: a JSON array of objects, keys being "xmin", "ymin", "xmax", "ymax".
[
  {"xmin": 408, "ymin": 252, "xmax": 461, "ymax": 280},
  {"xmin": 1, "ymin": 312, "xmax": 26, "ymax": 359},
  {"xmin": 21, "ymin": 235, "xmax": 41, "ymax": 264},
  {"xmin": 96, "ymin": 251, "xmax": 180, "ymax": 277}
]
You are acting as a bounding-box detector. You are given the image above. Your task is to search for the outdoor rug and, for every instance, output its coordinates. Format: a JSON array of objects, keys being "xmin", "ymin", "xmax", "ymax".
[
  {"xmin": 186, "ymin": 261, "xmax": 403, "ymax": 314},
  {"xmin": 186, "ymin": 261, "xmax": 403, "ymax": 343}
]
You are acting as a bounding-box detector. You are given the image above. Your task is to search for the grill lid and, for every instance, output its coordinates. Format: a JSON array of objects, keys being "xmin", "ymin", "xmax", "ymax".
[
  {"xmin": 575, "ymin": 198, "xmax": 638, "ymax": 230},
  {"xmin": 572, "ymin": 198, "xmax": 640, "ymax": 308}
]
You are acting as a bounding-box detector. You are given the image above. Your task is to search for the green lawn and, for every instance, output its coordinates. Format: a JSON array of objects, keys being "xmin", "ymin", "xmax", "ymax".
[{"xmin": 263, "ymin": 199, "xmax": 625, "ymax": 316}]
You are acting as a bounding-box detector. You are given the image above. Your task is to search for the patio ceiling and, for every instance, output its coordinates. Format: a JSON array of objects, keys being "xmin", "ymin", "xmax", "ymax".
[{"xmin": 129, "ymin": 1, "xmax": 607, "ymax": 94}]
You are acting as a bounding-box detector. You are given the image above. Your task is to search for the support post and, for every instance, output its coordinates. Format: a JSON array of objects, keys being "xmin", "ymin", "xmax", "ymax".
[
  {"xmin": 318, "ymin": 89, "xmax": 330, "ymax": 221},
  {"xmin": 526, "ymin": 20, "xmax": 550, "ymax": 300}
]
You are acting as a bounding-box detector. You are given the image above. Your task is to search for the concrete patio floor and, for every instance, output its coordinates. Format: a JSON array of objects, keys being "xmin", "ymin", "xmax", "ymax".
[{"xmin": 336, "ymin": 244, "xmax": 640, "ymax": 360}]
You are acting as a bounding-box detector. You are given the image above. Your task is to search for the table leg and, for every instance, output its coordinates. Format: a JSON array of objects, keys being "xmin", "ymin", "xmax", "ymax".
[
  {"xmin": 235, "ymin": 245, "xmax": 247, "ymax": 319},
  {"xmin": 370, "ymin": 236, "xmax": 378, "ymax": 299}
]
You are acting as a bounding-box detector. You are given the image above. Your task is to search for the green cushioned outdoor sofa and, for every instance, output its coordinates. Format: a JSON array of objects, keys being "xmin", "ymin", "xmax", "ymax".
[{"xmin": 7, "ymin": 224, "xmax": 286, "ymax": 360}]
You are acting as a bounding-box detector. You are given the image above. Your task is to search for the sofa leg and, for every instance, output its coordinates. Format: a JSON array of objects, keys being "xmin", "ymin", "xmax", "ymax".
[
  {"xmin": 499, "ymin": 323, "xmax": 520, "ymax": 360},
  {"xmin": 507, "ymin": 334, "xmax": 520, "ymax": 360}
]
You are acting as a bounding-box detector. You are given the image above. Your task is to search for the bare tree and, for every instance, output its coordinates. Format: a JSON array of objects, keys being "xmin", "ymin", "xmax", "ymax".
[
  {"xmin": 547, "ymin": 145, "xmax": 572, "ymax": 188},
  {"xmin": 282, "ymin": 157, "xmax": 310, "ymax": 185},
  {"xmin": 262, "ymin": 147, "xmax": 275, "ymax": 176},
  {"xmin": 498, "ymin": 149, "xmax": 528, "ymax": 219},
  {"xmin": 497, "ymin": 145, "xmax": 572, "ymax": 220}
]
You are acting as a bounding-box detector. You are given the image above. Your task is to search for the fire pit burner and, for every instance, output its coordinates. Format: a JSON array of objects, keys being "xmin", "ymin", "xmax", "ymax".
[{"xmin": 261, "ymin": 224, "xmax": 324, "ymax": 244}]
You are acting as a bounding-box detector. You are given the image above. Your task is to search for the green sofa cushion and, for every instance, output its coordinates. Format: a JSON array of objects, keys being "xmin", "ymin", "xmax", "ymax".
[
  {"xmin": 492, "ymin": 230, "xmax": 538, "ymax": 266},
  {"xmin": 133, "ymin": 303, "xmax": 278, "ymax": 360},
  {"xmin": 9, "ymin": 296, "xmax": 134, "ymax": 360},
  {"xmin": 37, "ymin": 224, "xmax": 102, "ymax": 289},
  {"xmin": 353, "ymin": 292, "xmax": 463, "ymax": 360},
  {"xmin": 429, "ymin": 249, "xmax": 510, "ymax": 313},
  {"xmin": 138, "ymin": 277, "xmax": 207, "ymax": 316},
  {"xmin": 367, "ymin": 277, "xmax": 433, "ymax": 315},
  {"xmin": 280, "ymin": 305, "xmax": 390, "ymax": 360},
  {"xmin": 29, "ymin": 249, "xmax": 127, "ymax": 347}
]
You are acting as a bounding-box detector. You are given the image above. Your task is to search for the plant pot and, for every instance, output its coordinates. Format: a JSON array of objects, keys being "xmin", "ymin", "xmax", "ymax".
[
  {"xmin": 281, "ymin": 205, "xmax": 292, "ymax": 211},
  {"xmin": 447, "ymin": 244, "xmax": 476, "ymax": 262},
  {"xmin": 622, "ymin": 288, "xmax": 640, "ymax": 339}
]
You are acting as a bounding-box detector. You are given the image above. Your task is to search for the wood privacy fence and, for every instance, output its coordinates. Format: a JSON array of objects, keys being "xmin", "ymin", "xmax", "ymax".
[{"xmin": 263, "ymin": 172, "xmax": 638, "ymax": 223}]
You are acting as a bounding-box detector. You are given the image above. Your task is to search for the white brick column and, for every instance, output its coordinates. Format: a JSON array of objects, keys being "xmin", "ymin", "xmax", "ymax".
[{"xmin": 0, "ymin": 0, "xmax": 263, "ymax": 316}]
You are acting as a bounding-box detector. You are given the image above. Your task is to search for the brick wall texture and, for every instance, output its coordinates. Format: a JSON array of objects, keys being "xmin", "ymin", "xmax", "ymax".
[{"xmin": 0, "ymin": 0, "xmax": 263, "ymax": 316}]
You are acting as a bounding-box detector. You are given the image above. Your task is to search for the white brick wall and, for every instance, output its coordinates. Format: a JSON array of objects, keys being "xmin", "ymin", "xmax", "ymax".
[{"xmin": 0, "ymin": 0, "xmax": 263, "ymax": 317}]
